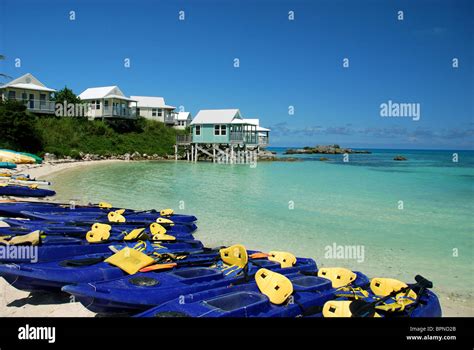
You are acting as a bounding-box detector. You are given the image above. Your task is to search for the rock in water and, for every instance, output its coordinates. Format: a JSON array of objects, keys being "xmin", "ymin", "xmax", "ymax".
[{"xmin": 394, "ymin": 155, "xmax": 407, "ymax": 161}]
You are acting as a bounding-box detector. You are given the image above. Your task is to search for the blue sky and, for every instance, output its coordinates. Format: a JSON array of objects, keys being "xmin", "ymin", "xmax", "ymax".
[{"xmin": 0, "ymin": 0, "xmax": 472, "ymax": 149}]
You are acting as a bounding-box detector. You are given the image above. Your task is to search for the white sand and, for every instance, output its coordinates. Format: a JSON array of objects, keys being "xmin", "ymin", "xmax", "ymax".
[{"xmin": 17, "ymin": 159, "xmax": 126, "ymax": 180}]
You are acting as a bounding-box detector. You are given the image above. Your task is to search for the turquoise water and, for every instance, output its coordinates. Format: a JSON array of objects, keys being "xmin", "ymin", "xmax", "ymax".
[{"xmin": 48, "ymin": 149, "xmax": 474, "ymax": 306}]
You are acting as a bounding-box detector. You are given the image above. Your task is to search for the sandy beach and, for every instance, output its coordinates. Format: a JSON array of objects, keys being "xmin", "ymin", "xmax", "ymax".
[
  {"xmin": 0, "ymin": 159, "xmax": 472, "ymax": 317},
  {"xmin": 16, "ymin": 159, "xmax": 127, "ymax": 183}
]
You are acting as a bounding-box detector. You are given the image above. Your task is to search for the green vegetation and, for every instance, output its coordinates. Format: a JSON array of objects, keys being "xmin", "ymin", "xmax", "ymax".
[
  {"xmin": 0, "ymin": 100, "xmax": 42, "ymax": 152},
  {"xmin": 52, "ymin": 86, "xmax": 82, "ymax": 105},
  {"xmin": 0, "ymin": 99, "xmax": 183, "ymax": 158}
]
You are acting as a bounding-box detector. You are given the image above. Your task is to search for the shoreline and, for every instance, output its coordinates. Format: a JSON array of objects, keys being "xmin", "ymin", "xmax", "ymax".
[{"xmin": 15, "ymin": 159, "xmax": 129, "ymax": 180}]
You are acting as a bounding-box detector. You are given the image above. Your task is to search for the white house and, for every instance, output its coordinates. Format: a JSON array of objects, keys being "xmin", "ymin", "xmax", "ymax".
[
  {"xmin": 175, "ymin": 112, "xmax": 192, "ymax": 129},
  {"xmin": 130, "ymin": 96, "xmax": 176, "ymax": 125},
  {"xmin": 0, "ymin": 73, "xmax": 56, "ymax": 114},
  {"xmin": 78, "ymin": 86, "xmax": 137, "ymax": 119}
]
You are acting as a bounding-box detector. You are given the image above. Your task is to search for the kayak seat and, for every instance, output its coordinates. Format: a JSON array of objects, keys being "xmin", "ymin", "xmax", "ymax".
[
  {"xmin": 255, "ymin": 268, "xmax": 293, "ymax": 305},
  {"xmin": 171, "ymin": 267, "xmax": 222, "ymax": 283},
  {"xmin": 204, "ymin": 291, "xmax": 268, "ymax": 313},
  {"xmin": 291, "ymin": 276, "xmax": 332, "ymax": 292},
  {"xmin": 318, "ymin": 267, "xmax": 357, "ymax": 288},
  {"xmin": 268, "ymin": 251, "xmax": 297, "ymax": 268},
  {"xmin": 59, "ymin": 256, "xmax": 105, "ymax": 267}
]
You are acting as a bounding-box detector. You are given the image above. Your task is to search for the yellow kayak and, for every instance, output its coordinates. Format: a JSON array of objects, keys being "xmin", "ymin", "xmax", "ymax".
[{"xmin": 0, "ymin": 150, "xmax": 36, "ymax": 164}]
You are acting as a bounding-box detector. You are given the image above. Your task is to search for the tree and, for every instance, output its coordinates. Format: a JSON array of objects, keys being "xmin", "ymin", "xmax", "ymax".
[
  {"xmin": 51, "ymin": 86, "xmax": 81, "ymax": 105},
  {"xmin": 0, "ymin": 54, "xmax": 12, "ymax": 81},
  {"xmin": 0, "ymin": 99, "xmax": 42, "ymax": 153}
]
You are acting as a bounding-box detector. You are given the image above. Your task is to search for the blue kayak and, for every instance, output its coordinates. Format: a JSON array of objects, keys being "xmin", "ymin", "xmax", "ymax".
[
  {"xmin": 0, "ymin": 201, "xmax": 194, "ymax": 217},
  {"xmin": 0, "ymin": 186, "xmax": 56, "ymax": 198},
  {"xmin": 135, "ymin": 270, "xmax": 369, "ymax": 318},
  {"xmin": 0, "ymin": 202, "xmax": 196, "ymax": 224},
  {"xmin": 0, "ymin": 225, "xmax": 196, "ymax": 242},
  {"xmin": 21, "ymin": 210, "xmax": 196, "ymax": 225},
  {"xmin": 136, "ymin": 272, "xmax": 441, "ymax": 318},
  {"xmin": 0, "ymin": 232, "xmax": 201, "ymax": 262},
  {"xmin": 0, "ymin": 162, "xmax": 17, "ymax": 169},
  {"xmin": 0, "ymin": 241, "xmax": 209, "ymax": 292},
  {"xmin": 62, "ymin": 255, "xmax": 317, "ymax": 315},
  {"xmin": 1, "ymin": 219, "xmax": 197, "ymax": 235}
]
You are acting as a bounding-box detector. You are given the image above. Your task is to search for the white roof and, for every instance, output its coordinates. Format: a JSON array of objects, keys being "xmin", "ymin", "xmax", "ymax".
[
  {"xmin": 257, "ymin": 126, "xmax": 270, "ymax": 132},
  {"xmin": 0, "ymin": 73, "xmax": 55, "ymax": 92},
  {"xmin": 130, "ymin": 96, "xmax": 175, "ymax": 109},
  {"xmin": 243, "ymin": 118, "xmax": 260, "ymax": 126},
  {"xmin": 176, "ymin": 112, "xmax": 192, "ymax": 121},
  {"xmin": 78, "ymin": 86, "xmax": 132, "ymax": 101},
  {"xmin": 191, "ymin": 109, "xmax": 242, "ymax": 125}
]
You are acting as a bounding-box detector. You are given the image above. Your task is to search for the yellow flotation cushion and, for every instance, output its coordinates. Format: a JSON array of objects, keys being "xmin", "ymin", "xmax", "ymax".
[
  {"xmin": 7, "ymin": 230, "xmax": 41, "ymax": 246},
  {"xmin": 86, "ymin": 229, "xmax": 110, "ymax": 243},
  {"xmin": 318, "ymin": 267, "xmax": 357, "ymax": 288},
  {"xmin": 105, "ymin": 247, "xmax": 155, "ymax": 274},
  {"xmin": 160, "ymin": 209, "xmax": 174, "ymax": 216},
  {"xmin": 150, "ymin": 223, "xmax": 167, "ymax": 236},
  {"xmin": 255, "ymin": 268, "xmax": 293, "ymax": 305},
  {"xmin": 152, "ymin": 233, "xmax": 176, "ymax": 241},
  {"xmin": 156, "ymin": 217, "xmax": 174, "ymax": 226},
  {"xmin": 123, "ymin": 228, "xmax": 147, "ymax": 241},
  {"xmin": 99, "ymin": 201, "xmax": 113, "ymax": 209},
  {"xmin": 268, "ymin": 251, "xmax": 297, "ymax": 268},
  {"xmin": 108, "ymin": 211, "xmax": 126, "ymax": 223},
  {"xmin": 219, "ymin": 244, "xmax": 248, "ymax": 268},
  {"xmin": 91, "ymin": 223, "xmax": 112, "ymax": 232}
]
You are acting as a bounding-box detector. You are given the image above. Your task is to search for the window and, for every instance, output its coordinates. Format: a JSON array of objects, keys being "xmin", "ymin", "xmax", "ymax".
[
  {"xmin": 40, "ymin": 94, "xmax": 46, "ymax": 107},
  {"xmin": 195, "ymin": 125, "xmax": 201, "ymax": 136},
  {"xmin": 214, "ymin": 125, "xmax": 226, "ymax": 136},
  {"xmin": 21, "ymin": 93, "xmax": 27, "ymax": 101},
  {"xmin": 152, "ymin": 108, "xmax": 157, "ymax": 117},
  {"xmin": 95, "ymin": 100, "xmax": 101, "ymax": 109},
  {"xmin": 104, "ymin": 100, "xmax": 109, "ymax": 111},
  {"xmin": 158, "ymin": 109, "xmax": 163, "ymax": 117},
  {"xmin": 7, "ymin": 91, "xmax": 16, "ymax": 99}
]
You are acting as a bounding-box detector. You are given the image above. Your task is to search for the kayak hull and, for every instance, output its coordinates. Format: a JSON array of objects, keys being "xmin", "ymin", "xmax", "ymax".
[
  {"xmin": 0, "ymin": 162, "xmax": 17, "ymax": 169},
  {"xmin": 0, "ymin": 186, "xmax": 56, "ymax": 198},
  {"xmin": 62, "ymin": 257, "xmax": 317, "ymax": 315}
]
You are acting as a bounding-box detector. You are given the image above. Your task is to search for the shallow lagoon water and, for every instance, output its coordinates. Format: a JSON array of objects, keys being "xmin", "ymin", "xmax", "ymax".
[{"xmin": 48, "ymin": 149, "xmax": 474, "ymax": 308}]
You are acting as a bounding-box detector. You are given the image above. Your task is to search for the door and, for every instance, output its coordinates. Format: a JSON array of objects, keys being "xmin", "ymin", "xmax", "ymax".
[{"xmin": 29, "ymin": 94, "xmax": 34, "ymax": 109}]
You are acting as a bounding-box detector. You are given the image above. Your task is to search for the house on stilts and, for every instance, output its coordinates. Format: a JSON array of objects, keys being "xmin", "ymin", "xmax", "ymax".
[{"xmin": 175, "ymin": 109, "xmax": 270, "ymax": 163}]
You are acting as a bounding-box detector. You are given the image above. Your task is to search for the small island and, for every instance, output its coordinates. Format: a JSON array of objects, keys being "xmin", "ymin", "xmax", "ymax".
[{"xmin": 284, "ymin": 144, "xmax": 371, "ymax": 155}]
